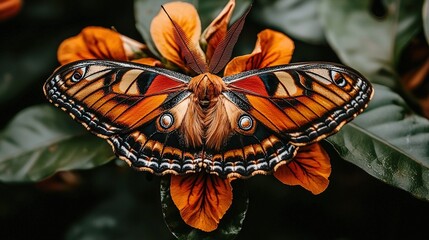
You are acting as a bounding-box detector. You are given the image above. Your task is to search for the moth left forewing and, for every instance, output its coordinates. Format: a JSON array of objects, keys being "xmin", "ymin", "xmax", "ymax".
[
  {"xmin": 44, "ymin": 60, "xmax": 199, "ymax": 175},
  {"xmin": 44, "ymin": 60, "xmax": 191, "ymax": 138},
  {"xmin": 224, "ymin": 62, "xmax": 373, "ymax": 146}
]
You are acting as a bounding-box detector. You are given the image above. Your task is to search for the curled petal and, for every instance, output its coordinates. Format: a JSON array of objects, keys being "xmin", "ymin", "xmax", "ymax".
[
  {"xmin": 224, "ymin": 29, "xmax": 294, "ymax": 76},
  {"xmin": 150, "ymin": 2, "xmax": 205, "ymax": 71},
  {"xmin": 57, "ymin": 26, "xmax": 128, "ymax": 64},
  {"xmin": 170, "ymin": 173, "xmax": 233, "ymax": 232},
  {"xmin": 274, "ymin": 143, "xmax": 331, "ymax": 195},
  {"xmin": 0, "ymin": 0, "xmax": 21, "ymax": 21},
  {"xmin": 202, "ymin": 0, "xmax": 235, "ymax": 60},
  {"xmin": 120, "ymin": 35, "xmax": 150, "ymax": 61}
]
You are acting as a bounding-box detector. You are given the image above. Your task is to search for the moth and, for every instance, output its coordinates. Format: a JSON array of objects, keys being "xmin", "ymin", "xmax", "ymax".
[{"xmin": 43, "ymin": 8, "xmax": 373, "ymax": 179}]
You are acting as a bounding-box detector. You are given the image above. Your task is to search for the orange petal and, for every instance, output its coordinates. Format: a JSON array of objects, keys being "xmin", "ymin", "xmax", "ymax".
[
  {"xmin": 57, "ymin": 26, "xmax": 128, "ymax": 65},
  {"xmin": 224, "ymin": 29, "xmax": 294, "ymax": 76},
  {"xmin": 0, "ymin": 0, "xmax": 21, "ymax": 21},
  {"xmin": 57, "ymin": 27, "xmax": 147, "ymax": 65},
  {"xmin": 274, "ymin": 143, "xmax": 331, "ymax": 195},
  {"xmin": 150, "ymin": 2, "xmax": 205, "ymax": 71},
  {"xmin": 201, "ymin": 0, "xmax": 235, "ymax": 60},
  {"xmin": 131, "ymin": 57, "xmax": 162, "ymax": 66},
  {"xmin": 120, "ymin": 35, "xmax": 150, "ymax": 61},
  {"xmin": 170, "ymin": 173, "xmax": 233, "ymax": 232}
]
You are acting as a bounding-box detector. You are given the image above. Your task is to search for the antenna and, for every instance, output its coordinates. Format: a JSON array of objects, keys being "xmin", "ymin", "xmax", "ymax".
[
  {"xmin": 161, "ymin": 6, "xmax": 208, "ymax": 74},
  {"xmin": 208, "ymin": 4, "xmax": 252, "ymax": 74}
]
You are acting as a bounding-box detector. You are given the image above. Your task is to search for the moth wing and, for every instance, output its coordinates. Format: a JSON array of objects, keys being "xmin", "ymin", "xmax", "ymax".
[
  {"xmin": 44, "ymin": 60, "xmax": 191, "ymax": 137},
  {"xmin": 223, "ymin": 62, "xmax": 373, "ymax": 144},
  {"xmin": 210, "ymin": 62, "xmax": 373, "ymax": 178},
  {"xmin": 44, "ymin": 60, "xmax": 195, "ymax": 174}
]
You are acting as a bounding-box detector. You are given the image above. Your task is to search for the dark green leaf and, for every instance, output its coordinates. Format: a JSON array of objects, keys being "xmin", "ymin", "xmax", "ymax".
[
  {"xmin": 0, "ymin": 105, "xmax": 114, "ymax": 182},
  {"xmin": 320, "ymin": 0, "xmax": 423, "ymax": 88},
  {"xmin": 328, "ymin": 84, "xmax": 429, "ymax": 200},
  {"xmin": 134, "ymin": 0, "xmax": 251, "ymax": 58},
  {"xmin": 255, "ymin": 0, "xmax": 326, "ymax": 44},
  {"xmin": 160, "ymin": 177, "xmax": 248, "ymax": 240}
]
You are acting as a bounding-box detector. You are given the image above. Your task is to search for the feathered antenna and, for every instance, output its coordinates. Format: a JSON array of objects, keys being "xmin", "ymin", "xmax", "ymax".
[
  {"xmin": 161, "ymin": 6, "xmax": 208, "ymax": 74},
  {"xmin": 208, "ymin": 4, "xmax": 252, "ymax": 74}
]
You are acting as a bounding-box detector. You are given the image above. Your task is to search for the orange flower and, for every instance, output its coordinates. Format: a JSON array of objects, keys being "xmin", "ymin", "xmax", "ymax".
[
  {"xmin": 56, "ymin": 0, "xmax": 331, "ymax": 232},
  {"xmin": 57, "ymin": 26, "xmax": 161, "ymax": 66},
  {"xmin": 0, "ymin": 0, "xmax": 22, "ymax": 21}
]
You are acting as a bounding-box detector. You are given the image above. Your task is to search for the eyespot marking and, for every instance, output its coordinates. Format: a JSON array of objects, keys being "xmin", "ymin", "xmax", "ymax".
[
  {"xmin": 238, "ymin": 114, "xmax": 253, "ymax": 131},
  {"xmin": 159, "ymin": 112, "xmax": 174, "ymax": 129},
  {"xmin": 71, "ymin": 67, "xmax": 86, "ymax": 82}
]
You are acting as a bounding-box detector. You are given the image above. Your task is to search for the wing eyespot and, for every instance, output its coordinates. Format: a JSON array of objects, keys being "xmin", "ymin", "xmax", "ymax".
[
  {"xmin": 159, "ymin": 112, "xmax": 174, "ymax": 129},
  {"xmin": 335, "ymin": 76, "xmax": 347, "ymax": 88},
  {"xmin": 330, "ymin": 70, "xmax": 348, "ymax": 88},
  {"xmin": 238, "ymin": 114, "xmax": 253, "ymax": 131},
  {"xmin": 70, "ymin": 67, "xmax": 87, "ymax": 82}
]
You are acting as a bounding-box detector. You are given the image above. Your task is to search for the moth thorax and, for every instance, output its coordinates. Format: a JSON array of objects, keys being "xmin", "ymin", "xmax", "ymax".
[{"xmin": 189, "ymin": 73, "xmax": 226, "ymax": 109}]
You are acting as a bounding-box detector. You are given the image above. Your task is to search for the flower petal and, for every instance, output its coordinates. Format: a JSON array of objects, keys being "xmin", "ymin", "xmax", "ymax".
[
  {"xmin": 57, "ymin": 26, "xmax": 128, "ymax": 64},
  {"xmin": 120, "ymin": 35, "xmax": 150, "ymax": 60},
  {"xmin": 274, "ymin": 143, "xmax": 331, "ymax": 195},
  {"xmin": 131, "ymin": 57, "xmax": 162, "ymax": 66},
  {"xmin": 201, "ymin": 0, "xmax": 235, "ymax": 60},
  {"xmin": 150, "ymin": 2, "xmax": 205, "ymax": 71},
  {"xmin": 224, "ymin": 29, "xmax": 294, "ymax": 76},
  {"xmin": 0, "ymin": 0, "xmax": 21, "ymax": 21},
  {"xmin": 170, "ymin": 173, "xmax": 233, "ymax": 232}
]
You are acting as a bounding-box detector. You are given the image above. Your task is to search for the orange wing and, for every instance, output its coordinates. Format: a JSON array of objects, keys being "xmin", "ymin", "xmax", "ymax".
[
  {"xmin": 223, "ymin": 62, "xmax": 373, "ymax": 146},
  {"xmin": 44, "ymin": 60, "xmax": 190, "ymax": 137},
  {"xmin": 197, "ymin": 62, "xmax": 373, "ymax": 178},
  {"xmin": 44, "ymin": 60, "xmax": 195, "ymax": 175}
]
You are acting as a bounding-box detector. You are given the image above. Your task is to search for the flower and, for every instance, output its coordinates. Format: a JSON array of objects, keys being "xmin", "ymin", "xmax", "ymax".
[
  {"xmin": 56, "ymin": 0, "xmax": 331, "ymax": 233},
  {"xmin": 0, "ymin": 0, "xmax": 22, "ymax": 21}
]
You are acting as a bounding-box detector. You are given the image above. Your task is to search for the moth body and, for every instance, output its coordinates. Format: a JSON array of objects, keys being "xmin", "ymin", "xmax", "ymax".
[{"xmin": 182, "ymin": 73, "xmax": 231, "ymax": 150}]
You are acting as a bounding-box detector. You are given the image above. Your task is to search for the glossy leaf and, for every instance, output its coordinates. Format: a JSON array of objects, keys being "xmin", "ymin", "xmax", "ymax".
[
  {"xmin": 161, "ymin": 177, "xmax": 248, "ymax": 240},
  {"xmin": 0, "ymin": 104, "xmax": 114, "ymax": 182},
  {"xmin": 320, "ymin": 0, "xmax": 423, "ymax": 88},
  {"xmin": 255, "ymin": 0, "xmax": 326, "ymax": 44},
  {"xmin": 134, "ymin": 0, "xmax": 251, "ymax": 60},
  {"xmin": 328, "ymin": 84, "xmax": 429, "ymax": 200}
]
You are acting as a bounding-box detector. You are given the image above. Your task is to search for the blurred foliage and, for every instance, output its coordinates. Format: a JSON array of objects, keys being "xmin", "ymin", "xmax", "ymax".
[{"xmin": 1, "ymin": 0, "xmax": 429, "ymax": 239}]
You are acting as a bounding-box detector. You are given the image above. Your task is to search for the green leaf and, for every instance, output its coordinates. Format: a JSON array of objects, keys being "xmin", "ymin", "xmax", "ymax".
[
  {"xmin": 160, "ymin": 177, "xmax": 248, "ymax": 240},
  {"xmin": 134, "ymin": 0, "xmax": 251, "ymax": 58},
  {"xmin": 0, "ymin": 104, "xmax": 114, "ymax": 182},
  {"xmin": 328, "ymin": 84, "xmax": 429, "ymax": 200},
  {"xmin": 320, "ymin": 0, "xmax": 423, "ymax": 88},
  {"xmin": 423, "ymin": 0, "xmax": 429, "ymax": 43},
  {"xmin": 255, "ymin": 0, "xmax": 326, "ymax": 44}
]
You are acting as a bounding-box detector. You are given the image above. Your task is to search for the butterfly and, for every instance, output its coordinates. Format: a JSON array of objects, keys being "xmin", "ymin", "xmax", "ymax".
[
  {"xmin": 43, "ymin": 5, "xmax": 372, "ymax": 178},
  {"xmin": 44, "ymin": 58, "xmax": 373, "ymax": 178}
]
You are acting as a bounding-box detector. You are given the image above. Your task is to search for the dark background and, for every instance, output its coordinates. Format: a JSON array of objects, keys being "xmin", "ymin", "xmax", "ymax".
[{"xmin": 1, "ymin": 0, "xmax": 428, "ymax": 239}]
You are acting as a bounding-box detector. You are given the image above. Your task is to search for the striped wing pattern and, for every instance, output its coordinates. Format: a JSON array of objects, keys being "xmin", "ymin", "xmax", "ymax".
[
  {"xmin": 224, "ymin": 62, "xmax": 373, "ymax": 145},
  {"xmin": 44, "ymin": 60, "xmax": 372, "ymax": 178}
]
